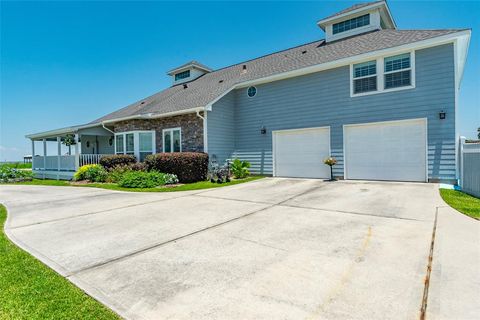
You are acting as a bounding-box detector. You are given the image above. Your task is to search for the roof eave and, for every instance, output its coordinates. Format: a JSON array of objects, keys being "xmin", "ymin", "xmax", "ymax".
[
  {"xmin": 167, "ymin": 64, "xmax": 212, "ymax": 76},
  {"xmin": 25, "ymin": 122, "xmax": 102, "ymax": 140},
  {"xmin": 100, "ymin": 107, "xmax": 205, "ymax": 125}
]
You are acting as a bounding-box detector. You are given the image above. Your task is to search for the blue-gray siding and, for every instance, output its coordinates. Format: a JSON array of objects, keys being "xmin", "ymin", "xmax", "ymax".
[
  {"xmin": 207, "ymin": 43, "xmax": 456, "ymax": 181},
  {"xmin": 207, "ymin": 91, "xmax": 235, "ymax": 165}
]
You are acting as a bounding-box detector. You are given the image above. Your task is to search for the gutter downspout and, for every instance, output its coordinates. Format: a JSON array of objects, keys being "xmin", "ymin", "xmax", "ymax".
[
  {"xmin": 196, "ymin": 109, "xmax": 207, "ymax": 153},
  {"xmin": 101, "ymin": 122, "xmax": 115, "ymax": 135}
]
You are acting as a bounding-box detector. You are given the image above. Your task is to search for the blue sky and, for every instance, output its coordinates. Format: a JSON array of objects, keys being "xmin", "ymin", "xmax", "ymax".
[{"xmin": 1, "ymin": 0, "xmax": 479, "ymax": 161}]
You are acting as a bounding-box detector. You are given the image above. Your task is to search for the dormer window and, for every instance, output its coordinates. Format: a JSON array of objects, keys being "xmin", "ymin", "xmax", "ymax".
[
  {"xmin": 317, "ymin": 1, "xmax": 396, "ymax": 43},
  {"xmin": 332, "ymin": 14, "xmax": 370, "ymax": 35},
  {"xmin": 167, "ymin": 61, "xmax": 212, "ymax": 85},
  {"xmin": 175, "ymin": 70, "xmax": 191, "ymax": 81}
]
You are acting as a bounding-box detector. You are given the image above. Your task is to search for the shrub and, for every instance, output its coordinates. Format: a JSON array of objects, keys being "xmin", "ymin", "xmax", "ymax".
[
  {"xmin": 145, "ymin": 152, "xmax": 208, "ymax": 183},
  {"xmin": 105, "ymin": 162, "xmax": 147, "ymax": 183},
  {"xmin": 105, "ymin": 166, "xmax": 131, "ymax": 183},
  {"xmin": 230, "ymin": 159, "xmax": 250, "ymax": 179},
  {"xmin": 118, "ymin": 171, "xmax": 178, "ymax": 188},
  {"xmin": 74, "ymin": 164, "xmax": 107, "ymax": 182},
  {"xmin": 0, "ymin": 165, "xmax": 33, "ymax": 182},
  {"xmin": 99, "ymin": 155, "xmax": 136, "ymax": 170}
]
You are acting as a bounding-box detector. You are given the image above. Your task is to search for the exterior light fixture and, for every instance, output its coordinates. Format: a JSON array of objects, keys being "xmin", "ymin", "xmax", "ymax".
[
  {"xmin": 260, "ymin": 126, "xmax": 266, "ymax": 134},
  {"xmin": 439, "ymin": 111, "xmax": 446, "ymax": 119}
]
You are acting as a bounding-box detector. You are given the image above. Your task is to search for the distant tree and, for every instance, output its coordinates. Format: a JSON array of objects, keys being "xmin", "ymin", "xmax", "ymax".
[{"xmin": 478, "ymin": 127, "xmax": 480, "ymax": 139}]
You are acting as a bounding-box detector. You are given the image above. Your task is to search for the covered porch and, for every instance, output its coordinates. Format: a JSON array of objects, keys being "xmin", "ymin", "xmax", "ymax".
[{"xmin": 28, "ymin": 124, "xmax": 115, "ymax": 180}]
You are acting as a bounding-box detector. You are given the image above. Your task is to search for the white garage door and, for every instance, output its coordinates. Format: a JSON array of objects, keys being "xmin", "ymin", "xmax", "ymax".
[
  {"xmin": 344, "ymin": 119, "xmax": 427, "ymax": 182},
  {"xmin": 273, "ymin": 127, "xmax": 330, "ymax": 178}
]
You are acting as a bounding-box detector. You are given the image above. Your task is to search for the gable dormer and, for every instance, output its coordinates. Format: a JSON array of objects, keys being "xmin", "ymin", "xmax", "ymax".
[
  {"xmin": 167, "ymin": 61, "xmax": 212, "ymax": 85},
  {"xmin": 317, "ymin": 1, "xmax": 396, "ymax": 43}
]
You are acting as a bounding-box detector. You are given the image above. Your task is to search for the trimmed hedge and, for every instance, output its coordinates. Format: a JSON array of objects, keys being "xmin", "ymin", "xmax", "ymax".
[
  {"xmin": 99, "ymin": 155, "xmax": 136, "ymax": 170},
  {"xmin": 145, "ymin": 152, "xmax": 209, "ymax": 183}
]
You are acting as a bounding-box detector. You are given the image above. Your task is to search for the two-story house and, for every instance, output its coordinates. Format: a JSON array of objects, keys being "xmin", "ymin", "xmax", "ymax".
[{"xmin": 27, "ymin": 1, "xmax": 471, "ymax": 183}]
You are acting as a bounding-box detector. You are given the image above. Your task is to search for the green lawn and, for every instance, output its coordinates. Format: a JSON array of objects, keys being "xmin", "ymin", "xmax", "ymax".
[
  {"xmin": 8, "ymin": 176, "xmax": 265, "ymax": 192},
  {"xmin": 0, "ymin": 162, "xmax": 32, "ymax": 169},
  {"xmin": 0, "ymin": 205, "xmax": 119, "ymax": 320},
  {"xmin": 440, "ymin": 189, "xmax": 480, "ymax": 220}
]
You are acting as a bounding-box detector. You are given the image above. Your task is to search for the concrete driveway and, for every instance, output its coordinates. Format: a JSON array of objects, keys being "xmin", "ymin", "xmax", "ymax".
[{"xmin": 1, "ymin": 178, "xmax": 479, "ymax": 319}]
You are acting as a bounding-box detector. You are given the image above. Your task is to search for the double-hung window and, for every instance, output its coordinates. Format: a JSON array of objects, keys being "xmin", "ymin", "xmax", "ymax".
[
  {"xmin": 384, "ymin": 53, "xmax": 411, "ymax": 89},
  {"xmin": 351, "ymin": 51, "xmax": 415, "ymax": 97},
  {"xmin": 163, "ymin": 128, "xmax": 181, "ymax": 152},
  {"xmin": 114, "ymin": 131, "xmax": 155, "ymax": 160},
  {"xmin": 125, "ymin": 133, "xmax": 134, "ymax": 155},
  {"xmin": 139, "ymin": 132, "xmax": 154, "ymax": 161},
  {"xmin": 115, "ymin": 135, "xmax": 124, "ymax": 154},
  {"xmin": 352, "ymin": 60, "xmax": 377, "ymax": 94}
]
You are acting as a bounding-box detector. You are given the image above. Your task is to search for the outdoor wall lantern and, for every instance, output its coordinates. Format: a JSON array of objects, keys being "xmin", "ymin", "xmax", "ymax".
[
  {"xmin": 439, "ymin": 111, "xmax": 446, "ymax": 120},
  {"xmin": 260, "ymin": 126, "xmax": 267, "ymax": 134}
]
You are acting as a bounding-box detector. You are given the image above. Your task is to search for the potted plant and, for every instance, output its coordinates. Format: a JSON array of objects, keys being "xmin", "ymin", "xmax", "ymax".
[
  {"xmin": 323, "ymin": 156, "xmax": 337, "ymax": 181},
  {"xmin": 62, "ymin": 134, "xmax": 76, "ymax": 155}
]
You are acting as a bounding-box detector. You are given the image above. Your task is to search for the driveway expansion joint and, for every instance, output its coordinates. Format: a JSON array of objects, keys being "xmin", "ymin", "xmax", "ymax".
[
  {"xmin": 6, "ymin": 193, "xmax": 196, "ymax": 230},
  {"xmin": 68, "ymin": 202, "xmax": 277, "ymax": 276},
  {"xmin": 419, "ymin": 207, "xmax": 439, "ymax": 320}
]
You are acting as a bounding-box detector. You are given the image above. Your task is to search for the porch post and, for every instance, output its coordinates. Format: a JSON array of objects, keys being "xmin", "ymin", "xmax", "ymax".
[
  {"xmin": 43, "ymin": 138, "xmax": 47, "ymax": 179},
  {"xmin": 57, "ymin": 137, "xmax": 61, "ymax": 180},
  {"xmin": 74, "ymin": 133, "xmax": 80, "ymax": 170},
  {"xmin": 31, "ymin": 139, "xmax": 35, "ymax": 169}
]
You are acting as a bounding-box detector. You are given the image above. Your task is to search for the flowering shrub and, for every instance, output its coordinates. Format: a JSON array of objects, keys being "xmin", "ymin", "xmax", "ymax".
[
  {"xmin": 0, "ymin": 165, "xmax": 33, "ymax": 182},
  {"xmin": 74, "ymin": 164, "xmax": 107, "ymax": 182}
]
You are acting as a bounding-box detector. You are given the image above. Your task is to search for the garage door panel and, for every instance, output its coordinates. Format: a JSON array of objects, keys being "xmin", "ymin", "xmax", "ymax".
[
  {"xmin": 274, "ymin": 128, "xmax": 330, "ymax": 179},
  {"xmin": 345, "ymin": 119, "xmax": 426, "ymax": 182}
]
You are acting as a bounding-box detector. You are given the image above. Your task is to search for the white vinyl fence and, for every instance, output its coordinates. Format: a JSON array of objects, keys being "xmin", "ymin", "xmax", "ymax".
[{"xmin": 460, "ymin": 141, "xmax": 480, "ymax": 198}]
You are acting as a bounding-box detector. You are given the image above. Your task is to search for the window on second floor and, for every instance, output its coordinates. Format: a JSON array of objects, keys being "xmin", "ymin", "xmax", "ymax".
[
  {"xmin": 353, "ymin": 60, "xmax": 377, "ymax": 94},
  {"xmin": 384, "ymin": 53, "xmax": 412, "ymax": 89},
  {"xmin": 351, "ymin": 51, "xmax": 415, "ymax": 97},
  {"xmin": 174, "ymin": 70, "xmax": 190, "ymax": 81},
  {"xmin": 332, "ymin": 14, "xmax": 370, "ymax": 35}
]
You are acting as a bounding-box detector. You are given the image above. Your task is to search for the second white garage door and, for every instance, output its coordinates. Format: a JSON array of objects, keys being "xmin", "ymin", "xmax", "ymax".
[
  {"xmin": 344, "ymin": 119, "xmax": 427, "ymax": 182},
  {"xmin": 273, "ymin": 127, "xmax": 330, "ymax": 178}
]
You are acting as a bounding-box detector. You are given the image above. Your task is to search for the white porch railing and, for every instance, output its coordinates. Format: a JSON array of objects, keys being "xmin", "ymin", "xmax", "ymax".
[
  {"xmin": 33, "ymin": 155, "xmax": 76, "ymax": 171},
  {"xmin": 32, "ymin": 154, "xmax": 113, "ymax": 171},
  {"xmin": 79, "ymin": 154, "xmax": 112, "ymax": 166}
]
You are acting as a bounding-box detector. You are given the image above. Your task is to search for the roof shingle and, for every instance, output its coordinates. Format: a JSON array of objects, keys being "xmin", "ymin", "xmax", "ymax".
[{"xmin": 92, "ymin": 29, "xmax": 465, "ymax": 124}]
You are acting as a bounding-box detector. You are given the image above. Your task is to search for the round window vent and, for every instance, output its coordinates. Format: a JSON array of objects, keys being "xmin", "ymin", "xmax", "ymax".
[{"xmin": 247, "ymin": 86, "xmax": 257, "ymax": 97}]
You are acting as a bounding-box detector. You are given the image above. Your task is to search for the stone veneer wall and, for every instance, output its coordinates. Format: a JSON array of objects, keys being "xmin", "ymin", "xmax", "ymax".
[{"xmin": 113, "ymin": 112, "xmax": 204, "ymax": 153}]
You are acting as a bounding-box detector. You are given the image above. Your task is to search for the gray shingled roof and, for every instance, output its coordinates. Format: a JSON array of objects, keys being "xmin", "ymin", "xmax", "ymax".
[
  {"xmin": 320, "ymin": 0, "xmax": 384, "ymax": 21},
  {"xmin": 92, "ymin": 29, "xmax": 464, "ymax": 124}
]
